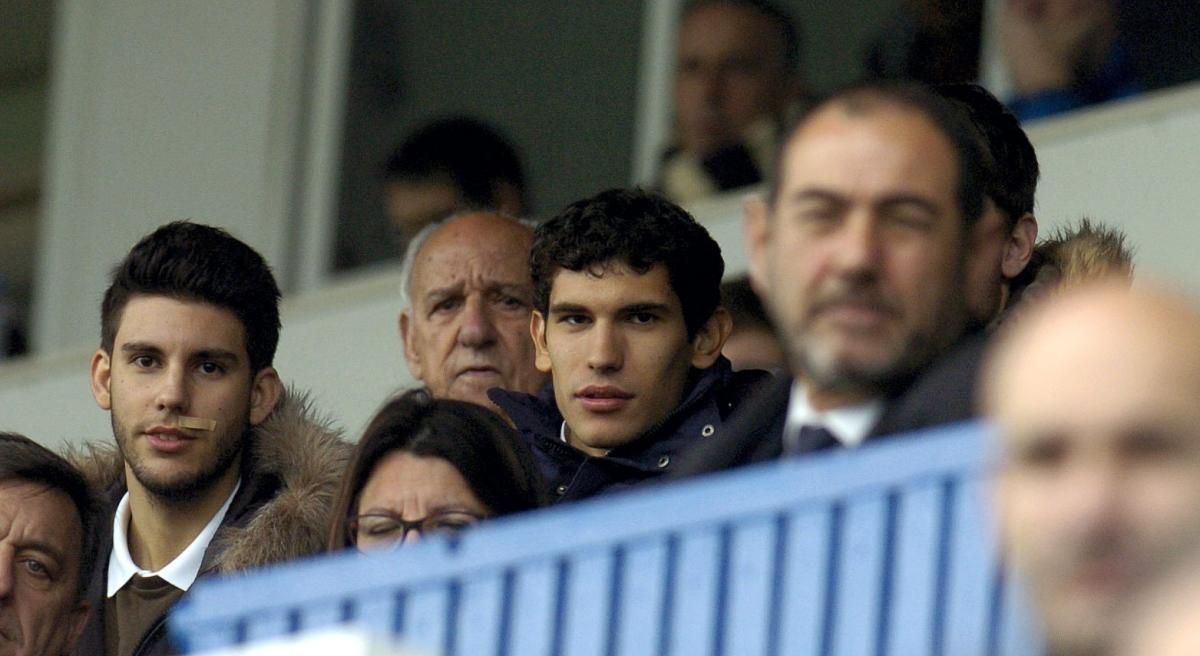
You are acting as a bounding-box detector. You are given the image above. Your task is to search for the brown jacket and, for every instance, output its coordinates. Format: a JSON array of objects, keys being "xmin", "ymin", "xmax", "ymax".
[{"xmin": 69, "ymin": 389, "xmax": 349, "ymax": 656}]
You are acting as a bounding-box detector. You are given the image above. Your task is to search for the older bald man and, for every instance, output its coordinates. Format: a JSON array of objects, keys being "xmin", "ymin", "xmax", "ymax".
[
  {"xmin": 983, "ymin": 282, "xmax": 1200, "ymax": 656},
  {"xmin": 399, "ymin": 212, "xmax": 547, "ymax": 411}
]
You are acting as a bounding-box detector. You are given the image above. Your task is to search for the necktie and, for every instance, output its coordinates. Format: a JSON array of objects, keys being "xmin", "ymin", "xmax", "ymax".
[{"xmin": 794, "ymin": 424, "xmax": 841, "ymax": 454}]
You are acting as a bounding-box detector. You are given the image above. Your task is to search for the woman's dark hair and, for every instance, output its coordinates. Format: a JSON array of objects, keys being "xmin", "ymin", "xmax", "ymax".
[{"xmin": 327, "ymin": 389, "xmax": 546, "ymax": 549}]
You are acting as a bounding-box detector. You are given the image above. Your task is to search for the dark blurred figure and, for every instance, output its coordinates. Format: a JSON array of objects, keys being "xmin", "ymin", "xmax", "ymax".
[
  {"xmin": 382, "ymin": 117, "xmax": 529, "ymax": 250},
  {"xmin": 328, "ymin": 390, "xmax": 544, "ymax": 551},
  {"xmin": 659, "ymin": 0, "xmax": 803, "ymax": 204},
  {"xmin": 866, "ymin": 0, "xmax": 984, "ymax": 85},
  {"xmin": 938, "ymin": 83, "xmax": 1039, "ymax": 327},
  {"xmin": 1000, "ymin": 0, "xmax": 1200, "ymax": 121},
  {"xmin": 720, "ymin": 275, "xmax": 785, "ymax": 372}
]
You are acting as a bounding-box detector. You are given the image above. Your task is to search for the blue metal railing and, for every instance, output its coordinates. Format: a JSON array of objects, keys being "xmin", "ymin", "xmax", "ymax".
[{"xmin": 170, "ymin": 421, "xmax": 1042, "ymax": 655}]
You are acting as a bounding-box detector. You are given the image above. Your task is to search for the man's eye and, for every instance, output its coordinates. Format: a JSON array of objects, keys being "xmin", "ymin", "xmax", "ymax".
[
  {"xmin": 198, "ymin": 361, "xmax": 224, "ymax": 375},
  {"xmin": 19, "ymin": 558, "xmax": 51, "ymax": 579},
  {"xmin": 497, "ymin": 295, "xmax": 527, "ymax": 310},
  {"xmin": 629, "ymin": 313, "xmax": 657, "ymax": 325},
  {"xmin": 431, "ymin": 298, "xmax": 462, "ymax": 314},
  {"xmin": 560, "ymin": 314, "xmax": 590, "ymax": 326},
  {"xmin": 131, "ymin": 355, "xmax": 157, "ymax": 368}
]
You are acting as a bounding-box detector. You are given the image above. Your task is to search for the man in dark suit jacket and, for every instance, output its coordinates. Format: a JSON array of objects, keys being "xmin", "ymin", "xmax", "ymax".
[{"xmin": 674, "ymin": 81, "xmax": 1006, "ymax": 475}]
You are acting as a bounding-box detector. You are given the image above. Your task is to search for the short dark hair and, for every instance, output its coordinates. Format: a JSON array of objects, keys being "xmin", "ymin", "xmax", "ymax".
[
  {"xmin": 383, "ymin": 116, "xmax": 528, "ymax": 211},
  {"xmin": 99, "ymin": 221, "xmax": 282, "ymax": 373},
  {"xmin": 938, "ymin": 83, "xmax": 1039, "ymax": 228},
  {"xmin": 531, "ymin": 188, "xmax": 725, "ymax": 338},
  {"xmin": 768, "ymin": 80, "xmax": 988, "ymax": 230},
  {"xmin": 0, "ymin": 432, "xmax": 100, "ymax": 601},
  {"xmin": 328, "ymin": 389, "xmax": 545, "ymax": 550},
  {"xmin": 682, "ymin": 0, "xmax": 801, "ymax": 73}
]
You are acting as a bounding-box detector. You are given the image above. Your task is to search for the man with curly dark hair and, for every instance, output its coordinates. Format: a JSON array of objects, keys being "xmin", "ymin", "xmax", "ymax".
[{"xmin": 489, "ymin": 188, "xmax": 768, "ymax": 502}]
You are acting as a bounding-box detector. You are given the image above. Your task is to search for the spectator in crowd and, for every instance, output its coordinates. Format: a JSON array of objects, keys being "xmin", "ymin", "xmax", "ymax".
[
  {"xmin": 399, "ymin": 211, "xmax": 547, "ymax": 414},
  {"xmin": 1000, "ymin": 0, "xmax": 1138, "ymax": 121},
  {"xmin": 382, "ymin": 117, "xmax": 528, "ymax": 250},
  {"xmin": 865, "ymin": 0, "xmax": 984, "ymax": 86},
  {"xmin": 1, "ymin": 432, "xmax": 99, "ymax": 656},
  {"xmin": 490, "ymin": 189, "xmax": 767, "ymax": 502},
  {"xmin": 938, "ymin": 83, "xmax": 1040, "ymax": 327},
  {"xmin": 75, "ymin": 222, "xmax": 347, "ymax": 656},
  {"xmin": 1009, "ymin": 217, "xmax": 1134, "ymax": 311},
  {"xmin": 673, "ymin": 81, "xmax": 992, "ymax": 476},
  {"xmin": 984, "ymin": 282, "xmax": 1200, "ymax": 656},
  {"xmin": 328, "ymin": 389, "xmax": 544, "ymax": 551},
  {"xmin": 719, "ymin": 275, "xmax": 785, "ymax": 372},
  {"xmin": 659, "ymin": 0, "xmax": 803, "ymax": 204}
]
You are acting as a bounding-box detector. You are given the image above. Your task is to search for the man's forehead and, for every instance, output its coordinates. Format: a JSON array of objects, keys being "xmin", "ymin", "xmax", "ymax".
[{"xmin": 549, "ymin": 262, "xmax": 682, "ymax": 308}]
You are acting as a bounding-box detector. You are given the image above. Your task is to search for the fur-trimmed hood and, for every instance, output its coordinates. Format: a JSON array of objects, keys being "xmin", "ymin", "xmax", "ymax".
[{"xmin": 68, "ymin": 387, "xmax": 349, "ymax": 574}]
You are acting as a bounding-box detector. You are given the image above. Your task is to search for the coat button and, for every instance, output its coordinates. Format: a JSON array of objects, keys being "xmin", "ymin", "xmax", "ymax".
[
  {"xmin": 555, "ymin": 485, "xmax": 567, "ymax": 496},
  {"xmin": 657, "ymin": 455, "xmax": 670, "ymax": 468},
  {"xmin": 701, "ymin": 424, "xmax": 715, "ymax": 437}
]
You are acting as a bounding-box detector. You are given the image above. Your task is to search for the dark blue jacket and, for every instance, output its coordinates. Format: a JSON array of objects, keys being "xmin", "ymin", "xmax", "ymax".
[{"xmin": 489, "ymin": 357, "xmax": 769, "ymax": 503}]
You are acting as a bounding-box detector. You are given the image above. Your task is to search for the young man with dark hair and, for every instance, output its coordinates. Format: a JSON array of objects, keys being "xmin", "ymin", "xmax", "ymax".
[
  {"xmin": 76, "ymin": 221, "xmax": 346, "ymax": 656},
  {"xmin": 489, "ymin": 189, "xmax": 767, "ymax": 502},
  {"xmin": 0, "ymin": 431, "xmax": 100, "ymax": 656}
]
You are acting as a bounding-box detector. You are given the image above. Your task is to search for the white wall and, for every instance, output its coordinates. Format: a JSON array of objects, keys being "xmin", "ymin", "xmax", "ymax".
[{"xmin": 33, "ymin": 0, "xmax": 350, "ymax": 353}]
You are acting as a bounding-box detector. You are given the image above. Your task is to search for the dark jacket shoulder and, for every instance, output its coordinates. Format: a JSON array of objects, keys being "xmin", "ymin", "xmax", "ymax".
[{"xmin": 490, "ymin": 357, "xmax": 769, "ymax": 502}]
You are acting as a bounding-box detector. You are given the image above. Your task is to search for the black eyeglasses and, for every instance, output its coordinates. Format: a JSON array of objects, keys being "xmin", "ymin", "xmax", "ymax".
[{"xmin": 347, "ymin": 509, "xmax": 487, "ymax": 549}]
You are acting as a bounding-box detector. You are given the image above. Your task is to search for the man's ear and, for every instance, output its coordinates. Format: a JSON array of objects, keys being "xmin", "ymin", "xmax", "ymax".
[
  {"xmin": 531, "ymin": 311, "xmax": 553, "ymax": 374},
  {"xmin": 398, "ymin": 309, "xmax": 424, "ymax": 381},
  {"xmin": 690, "ymin": 307, "xmax": 734, "ymax": 369},
  {"xmin": 743, "ymin": 195, "xmax": 772, "ymax": 296},
  {"xmin": 1002, "ymin": 212, "xmax": 1039, "ymax": 278},
  {"xmin": 248, "ymin": 367, "xmax": 283, "ymax": 426},
  {"xmin": 89, "ymin": 350, "xmax": 112, "ymax": 411},
  {"xmin": 62, "ymin": 600, "xmax": 90, "ymax": 655}
]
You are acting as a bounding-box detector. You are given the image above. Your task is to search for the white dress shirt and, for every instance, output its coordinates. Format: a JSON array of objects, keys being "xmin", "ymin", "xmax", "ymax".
[
  {"xmin": 783, "ymin": 382, "xmax": 884, "ymax": 454},
  {"xmin": 107, "ymin": 480, "xmax": 241, "ymax": 597}
]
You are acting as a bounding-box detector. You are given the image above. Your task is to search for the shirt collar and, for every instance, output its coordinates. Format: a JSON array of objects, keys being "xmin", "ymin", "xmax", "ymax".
[
  {"xmin": 784, "ymin": 381, "xmax": 884, "ymax": 451},
  {"xmin": 107, "ymin": 480, "xmax": 241, "ymax": 597}
]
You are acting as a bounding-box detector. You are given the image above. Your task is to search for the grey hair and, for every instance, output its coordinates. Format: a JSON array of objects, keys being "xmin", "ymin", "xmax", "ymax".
[{"xmin": 398, "ymin": 211, "xmax": 537, "ymax": 312}]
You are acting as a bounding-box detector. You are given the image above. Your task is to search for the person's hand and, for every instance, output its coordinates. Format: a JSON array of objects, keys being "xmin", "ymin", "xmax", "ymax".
[{"xmin": 1001, "ymin": 0, "xmax": 1117, "ymax": 94}]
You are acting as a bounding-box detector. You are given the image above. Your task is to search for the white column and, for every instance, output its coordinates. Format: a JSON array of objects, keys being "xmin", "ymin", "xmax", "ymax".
[{"xmin": 33, "ymin": 0, "xmax": 349, "ymax": 352}]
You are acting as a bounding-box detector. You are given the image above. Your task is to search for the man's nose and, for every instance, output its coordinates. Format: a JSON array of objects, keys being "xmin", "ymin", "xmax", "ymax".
[
  {"xmin": 831, "ymin": 213, "xmax": 883, "ymax": 277},
  {"xmin": 586, "ymin": 322, "xmax": 623, "ymax": 373},
  {"xmin": 155, "ymin": 364, "xmax": 189, "ymax": 414},
  {"xmin": 457, "ymin": 295, "xmax": 498, "ymax": 348}
]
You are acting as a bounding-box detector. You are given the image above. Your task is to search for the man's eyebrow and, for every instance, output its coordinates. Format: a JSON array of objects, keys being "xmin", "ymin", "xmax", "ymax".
[
  {"xmin": 548, "ymin": 302, "xmax": 591, "ymax": 315},
  {"xmin": 785, "ymin": 189, "xmax": 846, "ymax": 206},
  {"xmin": 120, "ymin": 341, "xmax": 163, "ymax": 355},
  {"xmin": 191, "ymin": 349, "xmax": 241, "ymax": 364},
  {"xmin": 18, "ymin": 539, "xmax": 66, "ymax": 567},
  {"xmin": 423, "ymin": 283, "xmax": 465, "ymax": 302},
  {"xmin": 620, "ymin": 302, "xmax": 673, "ymax": 315},
  {"xmin": 878, "ymin": 194, "xmax": 941, "ymax": 215}
]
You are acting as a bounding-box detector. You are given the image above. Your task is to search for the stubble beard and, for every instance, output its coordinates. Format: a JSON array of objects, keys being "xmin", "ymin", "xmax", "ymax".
[{"xmin": 112, "ymin": 406, "xmax": 249, "ymax": 504}]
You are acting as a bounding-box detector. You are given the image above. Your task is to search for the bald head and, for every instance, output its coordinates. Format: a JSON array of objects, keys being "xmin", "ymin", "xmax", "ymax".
[
  {"xmin": 399, "ymin": 212, "xmax": 545, "ymax": 410},
  {"xmin": 984, "ymin": 282, "xmax": 1200, "ymax": 656}
]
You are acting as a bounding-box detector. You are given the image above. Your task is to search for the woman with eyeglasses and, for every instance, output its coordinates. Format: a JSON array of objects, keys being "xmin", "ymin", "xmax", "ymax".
[{"xmin": 328, "ymin": 389, "xmax": 546, "ymax": 551}]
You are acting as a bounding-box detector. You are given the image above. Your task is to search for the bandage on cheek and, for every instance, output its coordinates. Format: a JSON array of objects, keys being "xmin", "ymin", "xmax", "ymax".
[{"xmin": 178, "ymin": 416, "xmax": 217, "ymax": 431}]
